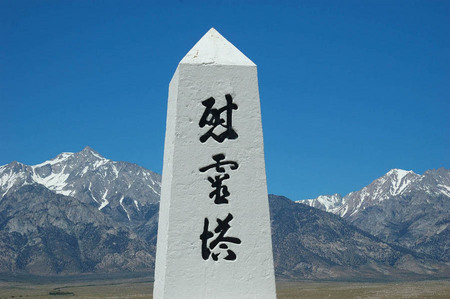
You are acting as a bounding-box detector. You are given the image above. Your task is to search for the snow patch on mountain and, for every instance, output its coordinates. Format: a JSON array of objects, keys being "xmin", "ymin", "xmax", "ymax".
[
  {"xmin": 98, "ymin": 189, "xmax": 109, "ymax": 210},
  {"xmin": 0, "ymin": 165, "xmax": 28, "ymax": 197},
  {"xmin": 437, "ymin": 184, "xmax": 450, "ymax": 197},
  {"xmin": 32, "ymin": 152, "xmax": 74, "ymax": 168},
  {"xmin": 120, "ymin": 195, "xmax": 131, "ymax": 221},
  {"xmin": 297, "ymin": 194, "xmax": 342, "ymax": 212},
  {"xmin": 81, "ymin": 166, "xmax": 89, "ymax": 176},
  {"xmin": 0, "ymin": 162, "xmax": 33, "ymax": 198},
  {"xmin": 112, "ymin": 164, "xmax": 119, "ymax": 179},
  {"xmin": 93, "ymin": 158, "xmax": 109, "ymax": 169},
  {"xmin": 134, "ymin": 199, "xmax": 140, "ymax": 211},
  {"xmin": 388, "ymin": 169, "xmax": 415, "ymax": 196},
  {"xmin": 31, "ymin": 164, "xmax": 71, "ymax": 196},
  {"xmin": 88, "ymin": 182, "xmax": 98, "ymax": 203}
]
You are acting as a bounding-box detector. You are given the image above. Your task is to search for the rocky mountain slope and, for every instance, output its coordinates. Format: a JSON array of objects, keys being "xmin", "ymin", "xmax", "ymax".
[
  {"xmin": 0, "ymin": 148, "xmax": 448, "ymax": 279},
  {"xmin": 300, "ymin": 168, "xmax": 450, "ymax": 262},
  {"xmin": 0, "ymin": 184, "xmax": 155, "ymax": 274},
  {"xmin": 270, "ymin": 195, "xmax": 446, "ymax": 280}
]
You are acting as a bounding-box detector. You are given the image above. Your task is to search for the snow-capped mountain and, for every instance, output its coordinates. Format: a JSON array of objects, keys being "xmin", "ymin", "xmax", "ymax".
[
  {"xmin": 335, "ymin": 169, "xmax": 421, "ymax": 217},
  {"xmin": 297, "ymin": 193, "xmax": 343, "ymax": 212},
  {"xmin": 300, "ymin": 168, "xmax": 449, "ymax": 217},
  {"xmin": 0, "ymin": 146, "xmax": 161, "ymax": 222},
  {"xmin": 299, "ymin": 167, "xmax": 450, "ymax": 261}
]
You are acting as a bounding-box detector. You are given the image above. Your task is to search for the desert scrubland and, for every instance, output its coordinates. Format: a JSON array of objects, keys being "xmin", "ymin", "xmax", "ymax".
[{"xmin": 0, "ymin": 277, "xmax": 449, "ymax": 299}]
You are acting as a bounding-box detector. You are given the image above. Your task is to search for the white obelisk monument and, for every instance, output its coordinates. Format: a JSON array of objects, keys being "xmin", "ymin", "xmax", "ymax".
[{"xmin": 153, "ymin": 28, "xmax": 276, "ymax": 299}]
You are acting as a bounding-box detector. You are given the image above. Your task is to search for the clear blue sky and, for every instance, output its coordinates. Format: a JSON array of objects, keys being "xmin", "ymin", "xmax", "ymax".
[{"xmin": 1, "ymin": 0, "xmax": 449, "ymax": 201}]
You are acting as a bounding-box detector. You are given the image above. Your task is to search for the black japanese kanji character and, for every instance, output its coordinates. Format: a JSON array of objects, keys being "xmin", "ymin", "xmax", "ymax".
[
  {"xmin": 199, "ymin": 94, "xmax": 238, "ymax": 143},
  {"xmin": 199, "ymin": 154, "xmax": 238, "ymax": 173},
  {"xmin": 200, "ymin": 213, "xmax": 241, "ymax": 261},
  {"xmin": 207, "ymin": 174, "xmax": 230, "ymax": 204}
]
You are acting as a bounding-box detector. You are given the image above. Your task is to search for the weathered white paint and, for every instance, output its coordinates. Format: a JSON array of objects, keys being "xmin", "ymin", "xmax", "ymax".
[{"xmin": 153, "ymin": 28, "xmax": 276, "ymax": 299}]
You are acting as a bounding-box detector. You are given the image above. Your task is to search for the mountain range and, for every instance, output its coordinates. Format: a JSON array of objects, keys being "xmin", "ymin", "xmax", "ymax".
[
  {"xmin": 300, "ymin": 168, "xmax": 449, "ymax": 263},
  {"xmin": 0, "ymin": 147, "xmax": 448, "ymax": 280}
]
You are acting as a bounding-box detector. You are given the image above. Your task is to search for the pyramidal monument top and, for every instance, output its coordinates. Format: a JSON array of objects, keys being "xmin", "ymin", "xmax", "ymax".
[{"xmin": 180, "ymin": 28, "xmax": 255, "ymax": 66}]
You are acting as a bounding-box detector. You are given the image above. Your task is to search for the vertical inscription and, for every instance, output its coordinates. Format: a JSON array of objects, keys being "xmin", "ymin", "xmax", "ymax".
[{"xmin": 198, "ymin": 94, "xmax": 241, "ymax": 261}]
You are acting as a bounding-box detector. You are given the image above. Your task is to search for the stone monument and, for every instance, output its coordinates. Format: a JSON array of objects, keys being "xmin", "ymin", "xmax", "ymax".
[{"xmin": 153, "ymin": 28, "xmax": 276, "ymax": 299}]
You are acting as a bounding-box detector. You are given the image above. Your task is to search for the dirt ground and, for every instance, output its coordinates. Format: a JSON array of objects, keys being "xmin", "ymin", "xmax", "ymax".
[
  {"xmin": 0, "ymin": 278, "xmax": 449, "ymax": 298},
  {"xmin": 276, "ymin": 280, "xmax": 450, "ymax": 299}
]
